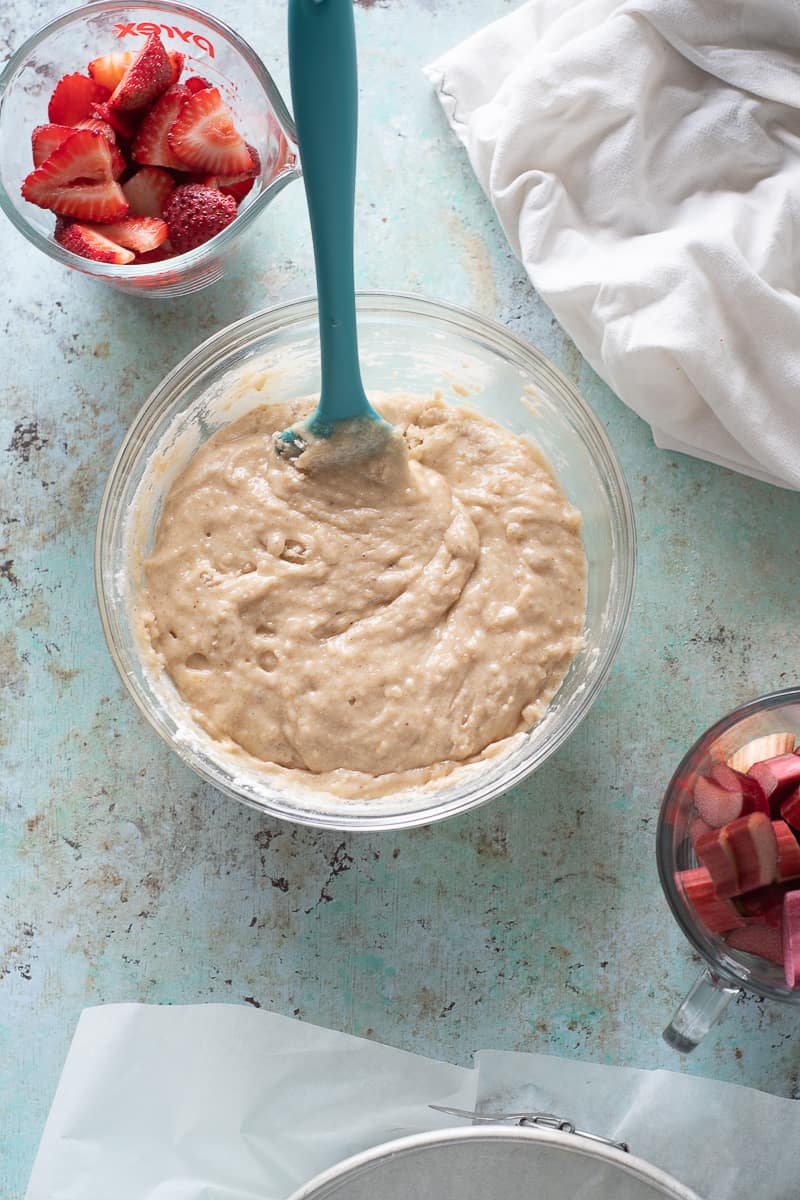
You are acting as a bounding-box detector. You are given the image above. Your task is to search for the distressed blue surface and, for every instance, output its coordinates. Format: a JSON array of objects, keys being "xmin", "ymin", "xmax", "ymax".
[{"xmin": 2, "ymin": 1, "xmax": 800, "ymax": 1196}]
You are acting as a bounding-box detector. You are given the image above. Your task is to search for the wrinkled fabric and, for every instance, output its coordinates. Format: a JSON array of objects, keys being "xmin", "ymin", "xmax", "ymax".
[{"xmin": 425, "ymin": 0, "xmax": 800, "ymax": 489}]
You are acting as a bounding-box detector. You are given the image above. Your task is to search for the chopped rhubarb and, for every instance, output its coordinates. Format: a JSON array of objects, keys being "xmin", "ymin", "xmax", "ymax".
[
  {"xmin": 727, "ymin": 732, "xmax": 795, "ymax": 774},
  {"xmin": 781, "ymin": 786, "xmax": 800, "ymax": 832},
  {"xmin": 727, "ymin": 924, "xmax": 784, "ymax": 966},
  {"xmin": 694, "ymin": 775, "xmax": 743, "ymax": 828},
  {"xmin": 689, "ymin": 814, "xmax": 714, "ymax": 851},
  {"xmin": 694, "ymin": 826, "xmax": 740, "ymax": 897},
  {"xmin": 749, "ymin": 754, "xmax": 800, "ymax": 812},
  {"xmin": 678, "ymin": 867, "xmax": 744, "ymax": 933},
  {"xmin": 710, "ymin": 762, "xmax": 769, "ymax": 815},
  {"xmin": 782, "ymin": 891, "xmax": 800, "ymax": 987},
  {"xmin": 735, "ymin": 883, "xmax": 788, "ymax": 928},
  {"xmin": 696, "ymin": 812, "xmax": 777, "ymax": 897},
  {"xmin": 773, "ymin": 820, "xmax": 800, "ymax": 881}
]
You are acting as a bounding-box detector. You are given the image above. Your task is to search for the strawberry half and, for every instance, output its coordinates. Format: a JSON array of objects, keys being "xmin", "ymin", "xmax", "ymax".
[
  {"xmin": 55, "ymin": 219, "xmax": 135, "ymax": 264},
  {"xmin": 31, "ymin": 124, "xmax": 75, "ymax": 168},
  {"xmin": 88, "ymin": 51, "xmax": 137, "ymax": 91},
  {"xmin": 85, "ymin": 216, "xmax": 168, "ymax": 254},
  {"xmin": 122, "ymin": 167, "xmax": 175, "ymax": 218},
  {"xmin": 48, "ymin": 73, "xmax": 110, "ymax": 125},
  {"xmin": 132, "ymin": 86, "xmax": 191, "ymax": 170},
  {"xmin": 91, "ymin": 101, "xmax": 141, "ymax": 142},
  {"xmin": 74, "ymin": 119, "xmax": 126, "ymax": 178},
  {"xmin": 167, "ymin": 52, "xmax": 185, "ymax": 86},
  {"xmin": 163, "ymin": 183, "xmax": 237, "ymax": 252},
  {"xmin": 108, "ymin": 33, "xmax": 173, "ymax": 112},
  {"xmin": 22, "ymin": 129, "xmax": 128, "ymax": 224},
  {"xmin": 167, "ymin": 87, "xmax": 252, "ymax": 176},
  {"xmin": 184, "ymin": 76, "xmax": 213, "ymax": 94}
]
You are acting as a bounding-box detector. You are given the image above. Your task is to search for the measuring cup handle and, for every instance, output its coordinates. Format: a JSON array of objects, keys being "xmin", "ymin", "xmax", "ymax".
[{"xmin": 662, "ymin": 967, "xmax": 740, "ymax": 1053}]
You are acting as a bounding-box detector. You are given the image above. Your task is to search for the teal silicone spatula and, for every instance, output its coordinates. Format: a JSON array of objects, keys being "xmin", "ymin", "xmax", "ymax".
[{"xmin": 275, "ymin": 0, "xmax": 392, "ymax": 459}]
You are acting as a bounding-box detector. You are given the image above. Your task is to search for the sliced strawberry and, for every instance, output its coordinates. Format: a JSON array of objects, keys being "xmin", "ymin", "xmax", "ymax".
[
  {"xmin": 88, "ymin": 51, "xmax": 137, "ymax": 91},
  {"xmin": 727, "ymin": 732, "xmax": 795, "ymax": 774},
  {"xmin": 184, "ymin": 75, "xmax": 213, "ymax": 94},
  {"xmin": 781, "ymin": 785, "xmax": 800, "ymax": 831},
  {"xmin": 22, "ymin": 129, "xmax": 128, "ymax": 224},
  {"xmin": 109, "ymin": 33, "xmax": 173, "ymax": 112},
  {"xmin": 122, "ymin": 167, "xmax": 175, "ymax": 218},
  {"xmin": 55, "ymin": 219, "xmax": 134, "ymax": 265},
  {"xmin": 91, "ymin": 101, "xmax": 141, "ymax": 142},
  {"xmin": 48, "ymin": 73, "xmax": 109, "ymax": 126},
  {"xmin": 163, "ymin": 183, "xmax": 237, "ymax": 253},
  {"xmin": 84, "ymin": 216, "xmax": 168, "ymax": 254},
  {"xmin": 73, "ymin": 119, "xmax": 125, "ymax": 177},
  {"xmin": 167, "ymin": 87, "xmax": 252, "ymax": 176},
  {"xmin": 782, "ymin": 890, "xmax": 800, "ymax": 986},
  {"xmin": 31, "ymin": 124, "xmax": 75, "ymax": 167},
  {"xmin": 727, "ymin": 924, "xmax": 784, "ymax": 967},
  {"xmin": 132, "ymin": 86, "xmax": 191, "ymax": 170},
  {"xmin": 219, "ymin": 177, "xmax": 255, "ymax": 203},
  {"xmin": 167, "ymin": 51, "xmax": 185, "ymax": 85},
  {"xmin": 135, "ymin": 245, "xmax": 173, "ymax": 264},
  {"xmin": 774, "ymin": 820, "xmax": 800, "ymax": 881},
  {"xmin": 678, "ymin": 867, "xmax": 744, "ymax": 933}
]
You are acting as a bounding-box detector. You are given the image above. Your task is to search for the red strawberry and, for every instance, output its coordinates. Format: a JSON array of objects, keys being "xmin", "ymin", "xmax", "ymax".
[
  {"xmin": 184, "ymin": 76, "xmax": 213, "ymax": 94},
  {"xmin": 122, "ymin": 167, "xmax": 175, "ymax": 218},
  {"xmin": 167, "ymin": 52, "xmax": 185, "ymax": 85},
  {"xmin": 108, "ymin": 33, "xmax": 173, "ymax": 112},
  {"xmin": 132, "ymin": 86, "xmax": 191, "ymax": 170},
  {"xmin": 167, "ymin": 87, "xmax": 252, "ymax": 176},
  {"xmin": 88, "ymin": 51, "xmax": 137, "ymax": 91},
  {"xmin": 136, "ymin": 246, "xmax": 173, "ymax": 264},
  {"xmin": 55, "ymin": 219, "xmax": 134, "ymax": 265},
  {"xmin": 84, "ymin": 216, "xmax": 168, "ymax": 254},
  {"xmin": 163, "ymin": 183, "xmax": 237, "ymax": 252},
  {"xmin": 22, "ymin": 129, "xmax": 128, "ymax": 224},
  {"xmin": 91, "ymin": 101, "xmax": 141, "ymax": 141},
  {"xmin": 48, "ymin": 73, "xmax": 110, "ymax": 126},
  {"xmin": 74, "ymin": 119, "xmax": 126, "ymax": 178},
  {"xmin": 31, "ymin": 124, "xmax": 75, "ymax": 167},
  {"xmin": 219, "ymin": 177, "xmax": 255, "ymax": 203}
]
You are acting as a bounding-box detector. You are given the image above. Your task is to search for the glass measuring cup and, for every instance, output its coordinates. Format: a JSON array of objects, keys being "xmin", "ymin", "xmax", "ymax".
[
  {"xmin": 657, "ymin": 688, "xmax": 800, "ymax": 1052},
  {"xmin": 0, "ymin": 2, "xmax": 299, "ymax": 296}
]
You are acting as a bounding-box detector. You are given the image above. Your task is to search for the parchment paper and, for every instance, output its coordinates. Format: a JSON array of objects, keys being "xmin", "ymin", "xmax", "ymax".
[{"xmin": 25, "ymin": 1005, "xmax": 800, "ymax": 1200}]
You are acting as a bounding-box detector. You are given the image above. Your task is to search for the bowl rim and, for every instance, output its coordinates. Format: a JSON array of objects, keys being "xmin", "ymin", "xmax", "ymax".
[
  {"xmin": 656, "ymin": 686, "xmax": 800, "ymax": 999},
  {"xmin": 0, "ymin": 0, "xmax": 300, "ymax": 279},
  {"xmin": 95, "ymin": 289, "xmax": 637, "ymax": 830}
]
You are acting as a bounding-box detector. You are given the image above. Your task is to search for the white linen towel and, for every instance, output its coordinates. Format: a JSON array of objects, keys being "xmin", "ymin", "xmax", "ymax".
[{"xmin": 425, "ymin": 0, "xmax": 800, "ymax": 489}]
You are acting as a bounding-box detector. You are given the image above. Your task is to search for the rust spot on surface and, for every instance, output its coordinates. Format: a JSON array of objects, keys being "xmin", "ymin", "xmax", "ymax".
[
  {"xmin": 26, "ymin": 813, "xmax": 44, "ymax": 832},
  {"xmin": 0, "ymin": 559, "xmax": 19, "ymax": 588},
  {"xmin": 243, "ymin": 996, "xmax": 262, "ymax": 1008},
  {"xmin": 7, "ymin": 420, "xmax": 47, "ymax": 463}
]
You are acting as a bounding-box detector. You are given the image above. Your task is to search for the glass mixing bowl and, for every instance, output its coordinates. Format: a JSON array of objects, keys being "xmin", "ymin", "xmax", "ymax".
[
  {"xmin": 95, "ymin": 292, "xmax": 636, "ymax": 829},
  {"xmin": 0, "ymin": 1, "xmax": 298, "ymax": 297}
]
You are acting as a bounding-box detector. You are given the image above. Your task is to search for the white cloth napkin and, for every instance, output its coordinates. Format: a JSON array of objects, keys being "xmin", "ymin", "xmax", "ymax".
[{"xmin": 425, "ymin": 0, "xmax": 800, "ymax": 490}]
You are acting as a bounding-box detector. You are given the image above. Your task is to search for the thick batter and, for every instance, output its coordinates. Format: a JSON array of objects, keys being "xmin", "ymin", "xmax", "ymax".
[{"xmin": 142, "ymin": 392, "xmax": 586, "ymax": 796}]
